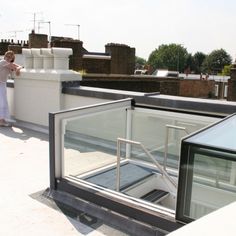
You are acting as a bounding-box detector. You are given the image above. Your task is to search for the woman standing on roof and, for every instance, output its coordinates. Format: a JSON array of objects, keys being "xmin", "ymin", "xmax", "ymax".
[{"xmin": 0, "ymin": 50, "xmax": 22, "ymax": 127}]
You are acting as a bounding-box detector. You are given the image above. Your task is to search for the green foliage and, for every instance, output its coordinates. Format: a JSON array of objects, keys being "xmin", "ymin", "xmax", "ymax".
[
  {"xmin": 202, "ymin": 49, "xmax": 232, "ymax": 74},
  {"xmin": 185, "ymin": 54, "xmax": 194, "ymax": 72},
  {"xmin": 135, "ymin": 56, "xmax": 147, "ymax": 69},
  {"xmin": 148, "ymin": 44, "xmax": 188, "ymax": 72},
  {"xmin": 221, "ymin": 64, "xmax": 233, "ymax": 76},
  {"xmin": 192, "ymin": 52, "xmax": 206, "ymax": 74},
  {"xmin": 146, "ymin": 45, "xmax": 232, "ymax": 75}
]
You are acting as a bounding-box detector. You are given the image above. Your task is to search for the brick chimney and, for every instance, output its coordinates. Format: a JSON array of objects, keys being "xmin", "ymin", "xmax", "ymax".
[{"xmin": 28, "ymin": 30, "xmax": 48, "ymax": 48}]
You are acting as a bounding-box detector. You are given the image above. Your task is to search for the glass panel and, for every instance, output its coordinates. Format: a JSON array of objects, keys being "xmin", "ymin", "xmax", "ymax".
[
  {"xmin": 63, "ymin": 107, "xmax": 127, "ymax": 178},
  {"xmin": 186, "ymin": 114, "xmax": 236, "ymax": 151},
  {"xmin": 59, "ymin": 103, "xmax": 220, "ymax": 213},
  {"xmin": 186, "ymin": 148, "xmax": 236, "ymax": 220},
  {"xmin": 130, "ymin": 109, "xmax": 218, "ymax": 170}
]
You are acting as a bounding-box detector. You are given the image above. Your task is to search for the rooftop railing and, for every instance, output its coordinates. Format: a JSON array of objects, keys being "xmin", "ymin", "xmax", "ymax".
[{"xmin": 116, "ymin": 137, "xmax": 177, "ymax": 192}]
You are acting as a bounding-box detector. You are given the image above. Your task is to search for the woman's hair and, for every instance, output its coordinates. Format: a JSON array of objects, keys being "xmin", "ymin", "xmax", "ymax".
[{"xmin": 4, "ymin": 50, "xmax": 15, "ymax": 62}]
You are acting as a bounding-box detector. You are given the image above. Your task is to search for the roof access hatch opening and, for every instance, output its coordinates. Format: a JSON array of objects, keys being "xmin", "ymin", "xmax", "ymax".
[{"xmin": 49, "ymin": 98, "xmax": 220, "ymax": 230}]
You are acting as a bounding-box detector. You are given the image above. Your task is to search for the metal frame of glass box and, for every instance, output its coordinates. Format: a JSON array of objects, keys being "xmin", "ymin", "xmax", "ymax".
[
  {"xmin": 176, "ymin": 113, "xmax": 236, "ymax": 223},
  {"xmin": 49, "ymin": 97, "xmax": 226, "ymax": 232}
]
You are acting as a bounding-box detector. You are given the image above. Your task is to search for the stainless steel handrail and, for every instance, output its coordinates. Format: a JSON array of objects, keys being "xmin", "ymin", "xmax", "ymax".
[
  {"xmin": 116, "ymin": 137, "xmax": 177, "ymax": 192},
  {"xmin": 164, "ymin": 124, "xmax": 189, "ymax": 171}
]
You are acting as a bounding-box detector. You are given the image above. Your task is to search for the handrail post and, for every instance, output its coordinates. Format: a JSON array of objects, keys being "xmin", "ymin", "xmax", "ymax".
[
  {"xmin": 140, "ymin": 143, "xmax": 177, "ymax": 188},
  {"xmin": 164, "ymin": 126, "xmax": 169, "ymax": 171},
  {"xmin": 117, "ymin": 137, "xmax": 177, "ymax": 189},
  {"xmin": 126, "ymin": 109, "xmax": 132, "ymax": 158},
  {"xmin": 116, "ymin": 139, "xmax": 121, "ymax": 191}
]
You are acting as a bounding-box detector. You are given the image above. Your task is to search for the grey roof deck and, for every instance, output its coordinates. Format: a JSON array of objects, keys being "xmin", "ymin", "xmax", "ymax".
[{"xmin": 0, "ymin": 125, "xmax": 128, "ymax": 236}]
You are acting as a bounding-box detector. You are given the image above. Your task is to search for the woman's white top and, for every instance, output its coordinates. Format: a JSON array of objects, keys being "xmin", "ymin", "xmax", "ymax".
[{"xmin": 0, "ymin": 59, "xmax": 12, "ymax": 83}]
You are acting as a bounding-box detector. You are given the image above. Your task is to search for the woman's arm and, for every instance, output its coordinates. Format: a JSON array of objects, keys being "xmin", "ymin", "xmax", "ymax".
[
  {"xmin": 15, "ymin": 64, "xmax": 23, "ymax": 76},
  {"xmin": 4, "ymin": 62, "xmax": 23, "ymax": 76}
]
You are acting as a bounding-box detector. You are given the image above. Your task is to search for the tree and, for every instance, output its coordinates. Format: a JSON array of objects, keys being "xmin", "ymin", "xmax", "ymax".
[
  {"xmin": 184, "ymin": 53, "xmax": 194, "ymax": 73},
  {"xmin": 221, "ymin": 64, "xmax": 233, "ymax": 76},
  {"xmin": 192, "ymin": 52, "xmax": 206, "ymax": 74},
  {"xmin": 135, "ymin": 56, "xmax": 147, "ymax": 69},
  {"xmin": 148, "ymin": 44, "xmax": 188, "ymax": 73},
  {"xmin": 202, "ymin": 49, "xmax": 232, "ymax": 74}
]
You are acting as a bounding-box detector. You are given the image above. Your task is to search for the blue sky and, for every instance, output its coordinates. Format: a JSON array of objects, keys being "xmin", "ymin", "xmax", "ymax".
[{"xmin": 1, "ymin": 0, "xmax": 236, "ymax": 60}]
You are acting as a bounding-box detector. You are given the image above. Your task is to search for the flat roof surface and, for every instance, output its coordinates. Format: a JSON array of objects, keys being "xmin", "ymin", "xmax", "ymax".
[
  {"xmin": 0, "ymin": 125, "xmax": 128, "ymax": 236},
  {"xmin": 168, "ymin": 201, "xmax": 236, "ymax": 236}
]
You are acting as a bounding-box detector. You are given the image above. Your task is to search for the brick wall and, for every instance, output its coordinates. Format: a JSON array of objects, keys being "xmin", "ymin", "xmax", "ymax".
[
  {"xmin": 82, "ymin": 58, "xmax": 111, "ymax": 73},
  {"xmin": 228, "ymin": 64, "xmax": 236, "ymax": 101},
  {"xmin": 160, "ymin": 81, "xmax": 180, "ymax": 96},
  {"xmin": 0, "ymin": 42, "xmax": 10, "ymax": 55},
  {"xmin": 51, "ymin": 40, "xmax": 135, "ymax": 74},
  {"xmin": 51, "ymin": 39, "xmax": 83, "ymax": 70},
  {"xmin": 0, "ymin": 34, "xmax": 135, "ymax": 75},
  {"xmin": 81, "ymin": 74, "xmax": 161, "ymax": 92},
  {"xmin": 0, "ymin": 40, "xmax": 28, "ymax": 55},
  {"xmin": 28, "ymin": 31, "xmax": 48, "ymax": 48},
  {"xmin": 105, "ymin": 43, "xmax": 135, "ymax": 74},
  {"xmin": 81, "ymin": 74, "xmax": 216, "ymax": 98},
  {"xmin": 81, "ymin": 79, "xmax": 160, "ymax": 92},
  {"xmin": 8, "ymin": 45, "xmax": 23, "ymax": 54},
  {"xmin": 179, "ymin": 80, "xmax": 215, "ymax": 98},
  {"xmin": 227, "ymin": 79, "xmax": 236, "ymax": 101}
]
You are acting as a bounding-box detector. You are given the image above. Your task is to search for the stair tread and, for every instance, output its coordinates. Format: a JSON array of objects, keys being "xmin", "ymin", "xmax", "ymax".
[{"xmin": 141, "ymin": 189, "xmax": 169, "ymax": 202}]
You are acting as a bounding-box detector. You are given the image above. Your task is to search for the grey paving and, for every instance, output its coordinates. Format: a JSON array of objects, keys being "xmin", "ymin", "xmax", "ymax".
[{"xmin": 0, "ymin": 125, "xmax": 128, "ymax": 236}]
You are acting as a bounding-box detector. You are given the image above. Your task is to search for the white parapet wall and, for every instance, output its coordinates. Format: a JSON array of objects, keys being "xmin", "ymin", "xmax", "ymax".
[{"xmin": 14, "ymin": 47, "xmax": 82, "ymax": 126}]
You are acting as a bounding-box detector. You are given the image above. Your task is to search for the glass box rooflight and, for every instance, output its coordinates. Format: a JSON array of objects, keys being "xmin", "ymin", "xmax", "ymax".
[
  {"xmin": 176, "ymin": 113, "xmax": 236, "ymax": 223},
  {"xmin": 49, "ymin": 98, "xmax": 221, "ymax": 231}
]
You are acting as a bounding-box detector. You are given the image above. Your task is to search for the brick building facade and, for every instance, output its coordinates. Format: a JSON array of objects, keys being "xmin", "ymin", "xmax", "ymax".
[
  {"xmin": 28, "ymin": 31, "xmax": 48, "ymax": 48},
  {"xmin": 0, "ymin": 39, "xmax": 28, "ymax": 55},
  {"xmin": 51, "ymin": 36, "xmax": 135, "ymax": 74},
  {"xmin": 1, "ymin": 32, "xmax": 235, "ymax": 101},
  {"xmin": 0, "ymin": 31, "xmax": 136, "ymax": 75},
  {"xmin": 105, "ymin": 43, "xmax": 135, "ymax": 74}
]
